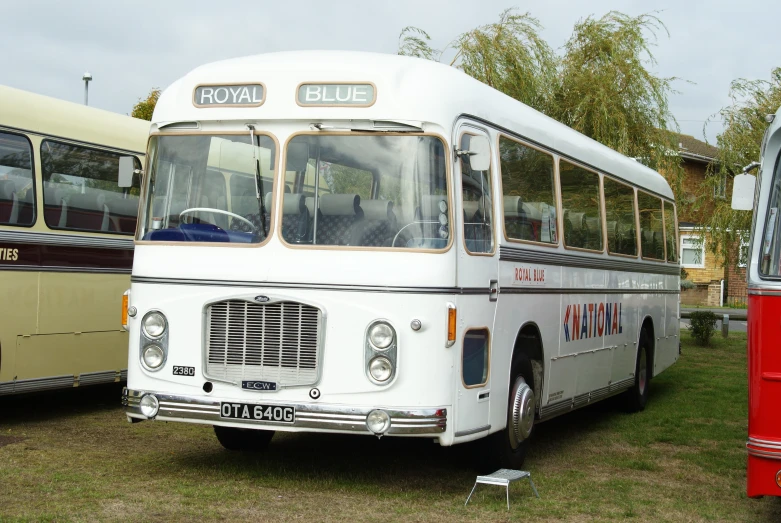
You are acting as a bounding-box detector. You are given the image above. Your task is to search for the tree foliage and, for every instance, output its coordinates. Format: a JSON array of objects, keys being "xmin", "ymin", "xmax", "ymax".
[
  {"xmin": 696, "ymin": 68, "xmax": 781, "ymax": 267},
  {"xmin": 131, "ymin": 88, "xmax": 161, "ymax": 121},
  {"xmin": 397, "ymin": 10, "xmax": 684, "ymax": 207}
]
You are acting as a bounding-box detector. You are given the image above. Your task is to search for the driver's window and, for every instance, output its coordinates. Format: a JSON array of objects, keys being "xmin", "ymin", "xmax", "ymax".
[{"xmin": 460, "ymin": 133, "xmax": 494, "ymax": 254}]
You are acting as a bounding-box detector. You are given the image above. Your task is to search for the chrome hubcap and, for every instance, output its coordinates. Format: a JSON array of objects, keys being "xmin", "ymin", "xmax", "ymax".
[
  {"xmin": 638, "ymin": 346, "xmax": 647, "ymax": 395},
  {"xmin": 509, "ymin": 376, "xmax": 534, "ymax": 450}
]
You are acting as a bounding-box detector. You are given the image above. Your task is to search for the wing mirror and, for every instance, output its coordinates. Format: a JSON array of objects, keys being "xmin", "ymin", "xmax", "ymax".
[
  {"xmin": 464, "ymin": 135, "xmax": 491, "ymax": 172},
  {"xmin": 731, "ymin": 162, "xmax": 760, "ymax": 211},
  {"xmin": 118, "ymin": 156, "xmax": 139, "ymax": 188}
]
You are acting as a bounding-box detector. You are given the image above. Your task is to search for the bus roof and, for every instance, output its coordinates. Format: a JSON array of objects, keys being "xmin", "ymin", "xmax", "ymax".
[
  {"xmin": 0, "ymin": 84, "xmax": 149, "ymax": 154},
  {"xmin": 155, "ymin": 51, "xmax": 674, "ymax": 200}
]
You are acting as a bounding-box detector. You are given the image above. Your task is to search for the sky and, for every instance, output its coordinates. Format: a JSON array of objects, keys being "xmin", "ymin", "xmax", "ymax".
[{"xmin": 2, "ymin": 0, "xmax": 779, "ymax": 144}]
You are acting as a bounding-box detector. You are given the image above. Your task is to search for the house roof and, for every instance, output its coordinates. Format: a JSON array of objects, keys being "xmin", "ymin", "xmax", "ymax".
[{"xmin": 674, "ymin": 133, "xmax": 719, "ymax": 163}]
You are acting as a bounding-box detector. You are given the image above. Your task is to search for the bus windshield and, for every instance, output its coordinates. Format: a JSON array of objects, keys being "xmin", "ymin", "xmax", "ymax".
[
  {"xmin": 280, "ymin": 134, "xmax": 449, "ymax": 249},
  {"xmin": 139, "ymin": 133, "xmax": 276, "ymax": 243},
  {"xmin": 761, "ymin": 154, "xmax": 781, "ymax": 277}
]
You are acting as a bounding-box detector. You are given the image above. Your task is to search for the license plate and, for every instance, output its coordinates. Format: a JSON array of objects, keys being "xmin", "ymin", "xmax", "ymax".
[{"xmin": 220, "ymin": 402, "xmax": 295, "ymax": 423}]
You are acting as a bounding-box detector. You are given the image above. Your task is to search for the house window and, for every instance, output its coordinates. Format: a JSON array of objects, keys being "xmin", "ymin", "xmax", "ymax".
[
  {"xmin": 681, "ymin": 235, "xmax": 705, "ymax": 268},
  {"xmin": 714, "ymin": 173, "xmax": 727, "ymax": 199}
]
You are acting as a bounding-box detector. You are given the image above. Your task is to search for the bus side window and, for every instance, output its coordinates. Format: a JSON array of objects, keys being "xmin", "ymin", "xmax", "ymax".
[
  {"xmin": 637, "ymin": 191, "xmax": 665, "ymax": 260},
  {"xmin": 40, "ymin": 140, "xmax": 141, "ymax": 235},
  {"xmin": 498, "ymin": 136, "xmax": 557, "ymax": 244},
  {"xmin": 604, "ymin": 177, "xmax": 637, "ymax": 256},
  {"xmin": 560, "ymin": 160, "xmax": 603, "ymax": 252},
  {"xmin": 460, "ymin": 134, "xmax": 493, "ymax": 254},
  {"xmin": 0, "ymin": 132, "xmax": 35, "ymax": 227}
]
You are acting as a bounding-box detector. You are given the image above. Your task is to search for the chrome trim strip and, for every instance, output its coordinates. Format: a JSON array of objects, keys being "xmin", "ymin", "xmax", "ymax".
[
  {"xmin": 747, "ymin": 437, "xmax": 781, "ymax": 451},
  {"xmin": 551, "ymin": 345, "xmax": 624, "ymax": 361},
  {"xmin": 499, "ymin": 246, "xmax": 680, "ymax": 276},
  {"xmin": 501, "ymin": 287, "xmax": 680, "ymax": 295},
  {"xmin": 747, "ymin": 287, "xmax": 781, "ymax": 296},
  {"xmin": 77, "ymin": 370, "xmax": 122, "ymax": 386},
  {"xmin": 539, "ymin": 377, "xmax": 634, "ymax": 420},
  {"xmin": 0, "ymin": 264, "xmax": 131, "ymax": 274},
  {"xmin": 455, "ymin": 424, "xmax": 491, "ymax": 437},
  {"xmin": 0, "ymin": 230, "xmax": 134, "ymax": 249},
  {"xmin": 747, "ymin": 448, "xmax": 781, "ymax": 460},
  {"xmin": 0, "ymin": 375, "xmax": 74, "ymax": 396},
  {"xmin": 133, "ymin": 276, "xmax": 474, "ymax": 294},
  {"xmin": 0, "ymin": 123, "xmax": 146, "ymax": 156},
  {"xmin": 123, "ymin": 388, "xmax": 447, "ymax": 435}
]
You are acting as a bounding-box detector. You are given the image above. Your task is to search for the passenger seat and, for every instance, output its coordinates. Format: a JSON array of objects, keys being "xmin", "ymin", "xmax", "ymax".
[
  {"xmin": 357, "ymin": 200, "xmax": 397, "ymax": 247},
  {"xmin": 315, "ymin": 194, "xmax": 364, "ymax": 245}
]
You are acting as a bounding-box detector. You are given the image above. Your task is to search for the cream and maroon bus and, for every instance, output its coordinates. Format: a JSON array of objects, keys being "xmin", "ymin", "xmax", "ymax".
[
  {"xmin": 0, "ymin": 85, "xmax": 148, "ymax": 396},
  {"xmin": 123, "ymin": 52, "xmax": 679, "ymax": 468}
]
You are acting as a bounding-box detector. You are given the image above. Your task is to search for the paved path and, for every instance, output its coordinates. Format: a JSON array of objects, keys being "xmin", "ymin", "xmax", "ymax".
[{"xmin": 680, "ymin": 317, "xmax": 747, "ymax": 333}]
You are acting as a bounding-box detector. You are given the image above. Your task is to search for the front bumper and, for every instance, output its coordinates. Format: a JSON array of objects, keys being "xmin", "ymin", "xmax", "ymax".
[{"xmin": 123, "ymin": 388, "xmax": 447, "ymax": 436}]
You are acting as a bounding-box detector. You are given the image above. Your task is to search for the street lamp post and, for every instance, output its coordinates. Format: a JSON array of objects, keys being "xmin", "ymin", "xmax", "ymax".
[{"xmin": 82, "ymin": 72, "xmax": 92, "ymax": 106}]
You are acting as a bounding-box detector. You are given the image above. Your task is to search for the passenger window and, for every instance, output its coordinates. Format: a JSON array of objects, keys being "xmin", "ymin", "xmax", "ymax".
[
  {"xmin": 499, "ymin": 136, "xmax": 557, "ymax": 244},
  {"xmin": 603, "ymin": 177, "xmax": 637, "ymax": 256},
  {"xmin": 560, "ymin": 160, "xmax": 603, "ymax": 251},
  {"xmin": 462, "ymin": 329, "xmax": 489, "ymax": 387},
  {"xmin": 0, "ymin": 132, "xmax": 35, "ymax": 226},
  {"xmin": 41, "ymin": 140, "xmax": 141, "ymax": 234},
  {"xmin": 637, "ymin": 191, "xmax": 665, "ymax": 260},
  {"xmin": 664, "ymin": 201, "xmax": 677, "ymax": 262},
  {"xmin": 460, "ymin": 134, "xmax": 494, "ymax": 254}
]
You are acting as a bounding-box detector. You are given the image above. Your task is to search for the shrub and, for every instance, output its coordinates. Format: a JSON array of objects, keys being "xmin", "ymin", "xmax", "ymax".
[{"xmin": 688, "ymin": 311, "xmax": 717, "ymax": 345}]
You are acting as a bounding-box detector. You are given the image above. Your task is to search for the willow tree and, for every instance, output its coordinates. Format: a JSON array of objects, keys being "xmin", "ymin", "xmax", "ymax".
[
  {"xmin": 697, "ymin": 67, "xmax": 781, "ymax": 266},
  {"xmin": 397, "ymin": 10, "xmax": 683, "ymax": 205},
  {"xmin": 398, "ymin": 10, "xmax": 557, "ymax": 112},
  {"xmin": 554, "ymin": 12, "xmax": 683, "ymax": 201},
  {"xmin": 131, "ymin": 88, "xmax": 161, "ymax": 121}
]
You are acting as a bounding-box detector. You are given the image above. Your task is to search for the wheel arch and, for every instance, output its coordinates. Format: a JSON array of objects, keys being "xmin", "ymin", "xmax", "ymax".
[
  {"xmin": 639, "ymin": 314, "xmax": 656, "ymax": 375},
  {"xmin": 510, "ymin": 321, "xmax": 545, "ymax": 413}
]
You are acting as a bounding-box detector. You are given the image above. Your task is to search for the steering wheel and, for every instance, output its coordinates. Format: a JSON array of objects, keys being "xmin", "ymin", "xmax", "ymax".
[
  {"xmin": 179, "ymin": 208, "xmax": 258, "ymax": 233},
  {"xmin": 392, "ymin": 221, "xmax": 422, "ymax": 248}
]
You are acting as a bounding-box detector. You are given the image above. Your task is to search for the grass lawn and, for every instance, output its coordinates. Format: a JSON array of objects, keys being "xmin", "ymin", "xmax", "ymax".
[{"xmin": 1, "ymin": 332, "xmax": 780, "ymax": 522}]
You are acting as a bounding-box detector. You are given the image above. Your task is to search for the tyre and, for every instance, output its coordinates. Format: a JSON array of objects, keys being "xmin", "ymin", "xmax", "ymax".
[
  {"xmin": 474, "ymin": 354, "xmax": 535, "ymax": 472},
  {"xmin": 624, "ymin": 327, "xmax": 651, "ymax": 412},
  {"xmin": 213, "ymin": 425, "xmax": 275, "ymax": 451}
]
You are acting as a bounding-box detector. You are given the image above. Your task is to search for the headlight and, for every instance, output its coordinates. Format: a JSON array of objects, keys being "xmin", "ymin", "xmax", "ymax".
[
  {"xmin": 366, "ymin": 409, "xmax": 391, "ymax": 435},
  {"xmin": 369, "ymin": 356, "xmax": 393, "ymax": 382},
  {"xmin": 139, "ymin": 394, "xmax": 159, "ymax": 418},
  {"xmin": 368, "ymin": 322, "xmax": 394, "ymax": 349},
  {"xmin": 142, "ymin": 311, "xmax": 167, "ymax": 338},
  {"xmin": 142, "ymin": 345, "xmax": 165, "ymax": 370}
]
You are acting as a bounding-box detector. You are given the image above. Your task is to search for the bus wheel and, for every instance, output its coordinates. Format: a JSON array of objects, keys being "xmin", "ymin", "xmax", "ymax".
[
  {"xmin": 477, "ymin": 355, "xmax": 535, "ymax": 471},
  {"xmin": 624, "ymin": 328, "xmax": 651, "ymax": 412},
  {"xmin": 213, "ymin": 426, "xmax": 275, "ymax": 451}
]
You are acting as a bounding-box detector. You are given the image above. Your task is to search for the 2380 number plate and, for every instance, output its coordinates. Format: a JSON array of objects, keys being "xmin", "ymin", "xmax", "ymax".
[
  {"xmin": 173, "ymin": 366, "xmax": 195, "ymax": 376},
  {"xmin": 220, "ymin": 402, "xmax": 295, "ymax": 423}
]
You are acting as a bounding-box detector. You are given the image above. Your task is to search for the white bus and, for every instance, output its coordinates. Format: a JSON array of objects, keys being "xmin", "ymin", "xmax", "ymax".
[
  {"xmin": 123, "ymin": 51, "xmax": 680, "ymax": 468},
  {"xmin": 0, "ymin": 85, "xmax": 149, "ymax": 396}
]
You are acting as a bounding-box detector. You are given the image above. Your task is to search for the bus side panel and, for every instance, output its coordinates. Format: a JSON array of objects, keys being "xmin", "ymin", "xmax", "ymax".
[
  {"xmin": 656, "ymin": 290, "xmax": 681, "ymax": 376},
  {"xmin": 37, "ymin": 272, "xmax": 130, "ymax": 334},
  {"xmin": 747, "ymin": 293, "xmax": 781, "ymax": 498},
  {"xmin": 0, "ymin": 271, "xmax": 39, "ymax": 384},
  {"xmin": 489, "ymin": 289, "xmax": 560, "ymax": 432},
  {"xmin": 14, "ymin": 330, "xmax": 127, "ymax": 381}
]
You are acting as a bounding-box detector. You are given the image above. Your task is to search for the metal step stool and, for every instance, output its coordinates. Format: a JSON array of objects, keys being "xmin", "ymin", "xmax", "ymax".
[{"xmin": 464, "ymin": 469, "xmax": 539, "ymax": 510}]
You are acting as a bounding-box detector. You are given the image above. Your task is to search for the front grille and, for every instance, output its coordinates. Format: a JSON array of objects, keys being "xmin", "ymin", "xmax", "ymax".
[{"xmin": 205, "ymin": 299, "xmax": 322, "ymax": 386}]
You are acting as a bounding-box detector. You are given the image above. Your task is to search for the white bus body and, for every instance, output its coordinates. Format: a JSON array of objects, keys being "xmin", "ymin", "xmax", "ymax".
[{"xmin": 124, "ymin": 52, "xmax": 679, "ymax": 467}]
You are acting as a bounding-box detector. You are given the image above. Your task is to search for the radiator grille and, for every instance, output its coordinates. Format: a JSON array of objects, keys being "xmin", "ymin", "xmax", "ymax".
[{"xmin": 205, "ymin": 300, "xmax": 321, "ymax": 386}]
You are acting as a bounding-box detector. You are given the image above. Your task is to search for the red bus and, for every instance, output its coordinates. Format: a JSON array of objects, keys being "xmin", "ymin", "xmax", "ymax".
[{"xmin": 734, "ymin": 107, "xmax": 781, "ymax": 497}]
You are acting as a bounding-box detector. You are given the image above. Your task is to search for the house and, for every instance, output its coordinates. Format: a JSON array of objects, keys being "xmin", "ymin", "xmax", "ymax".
[{"xmin": 671, "ymin": 134, "xmax": 747, "ymax": 306}]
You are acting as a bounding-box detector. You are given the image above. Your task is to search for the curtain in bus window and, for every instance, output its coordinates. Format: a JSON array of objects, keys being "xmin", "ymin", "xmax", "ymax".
[
  {"xmin": 603, "ymin": 177, "xmax": 637, "ymax": 256},
  {"xmin": 637, "ymin": 191, "xmax": 664, "ymax": 260},
  {"xmin": 560, "ymin": 160, "xmax": 603, "ymax": 251},
  {"xmin": 460, "ymin": 134, "xmax": 493, "ymax": 254},
  {"xmin": 40, "ymin": 140, "xmax": 141, "ymax": 234},
  {"xmin": 0, "ymin": 132, "xmax": 35, "ymax": 226},
  {"xmin": 498, "ymin": 137, "xmax": 557, "ymax": 244},
  {"xmin": 663, "ymin": 201, "xmax": 678, "ymax": 262}
]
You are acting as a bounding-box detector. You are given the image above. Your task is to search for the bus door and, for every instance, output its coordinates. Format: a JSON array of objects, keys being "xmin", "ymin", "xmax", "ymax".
[{"xmin": 453, "ymin": 124, "xmax": 498, "ymax": 438}]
